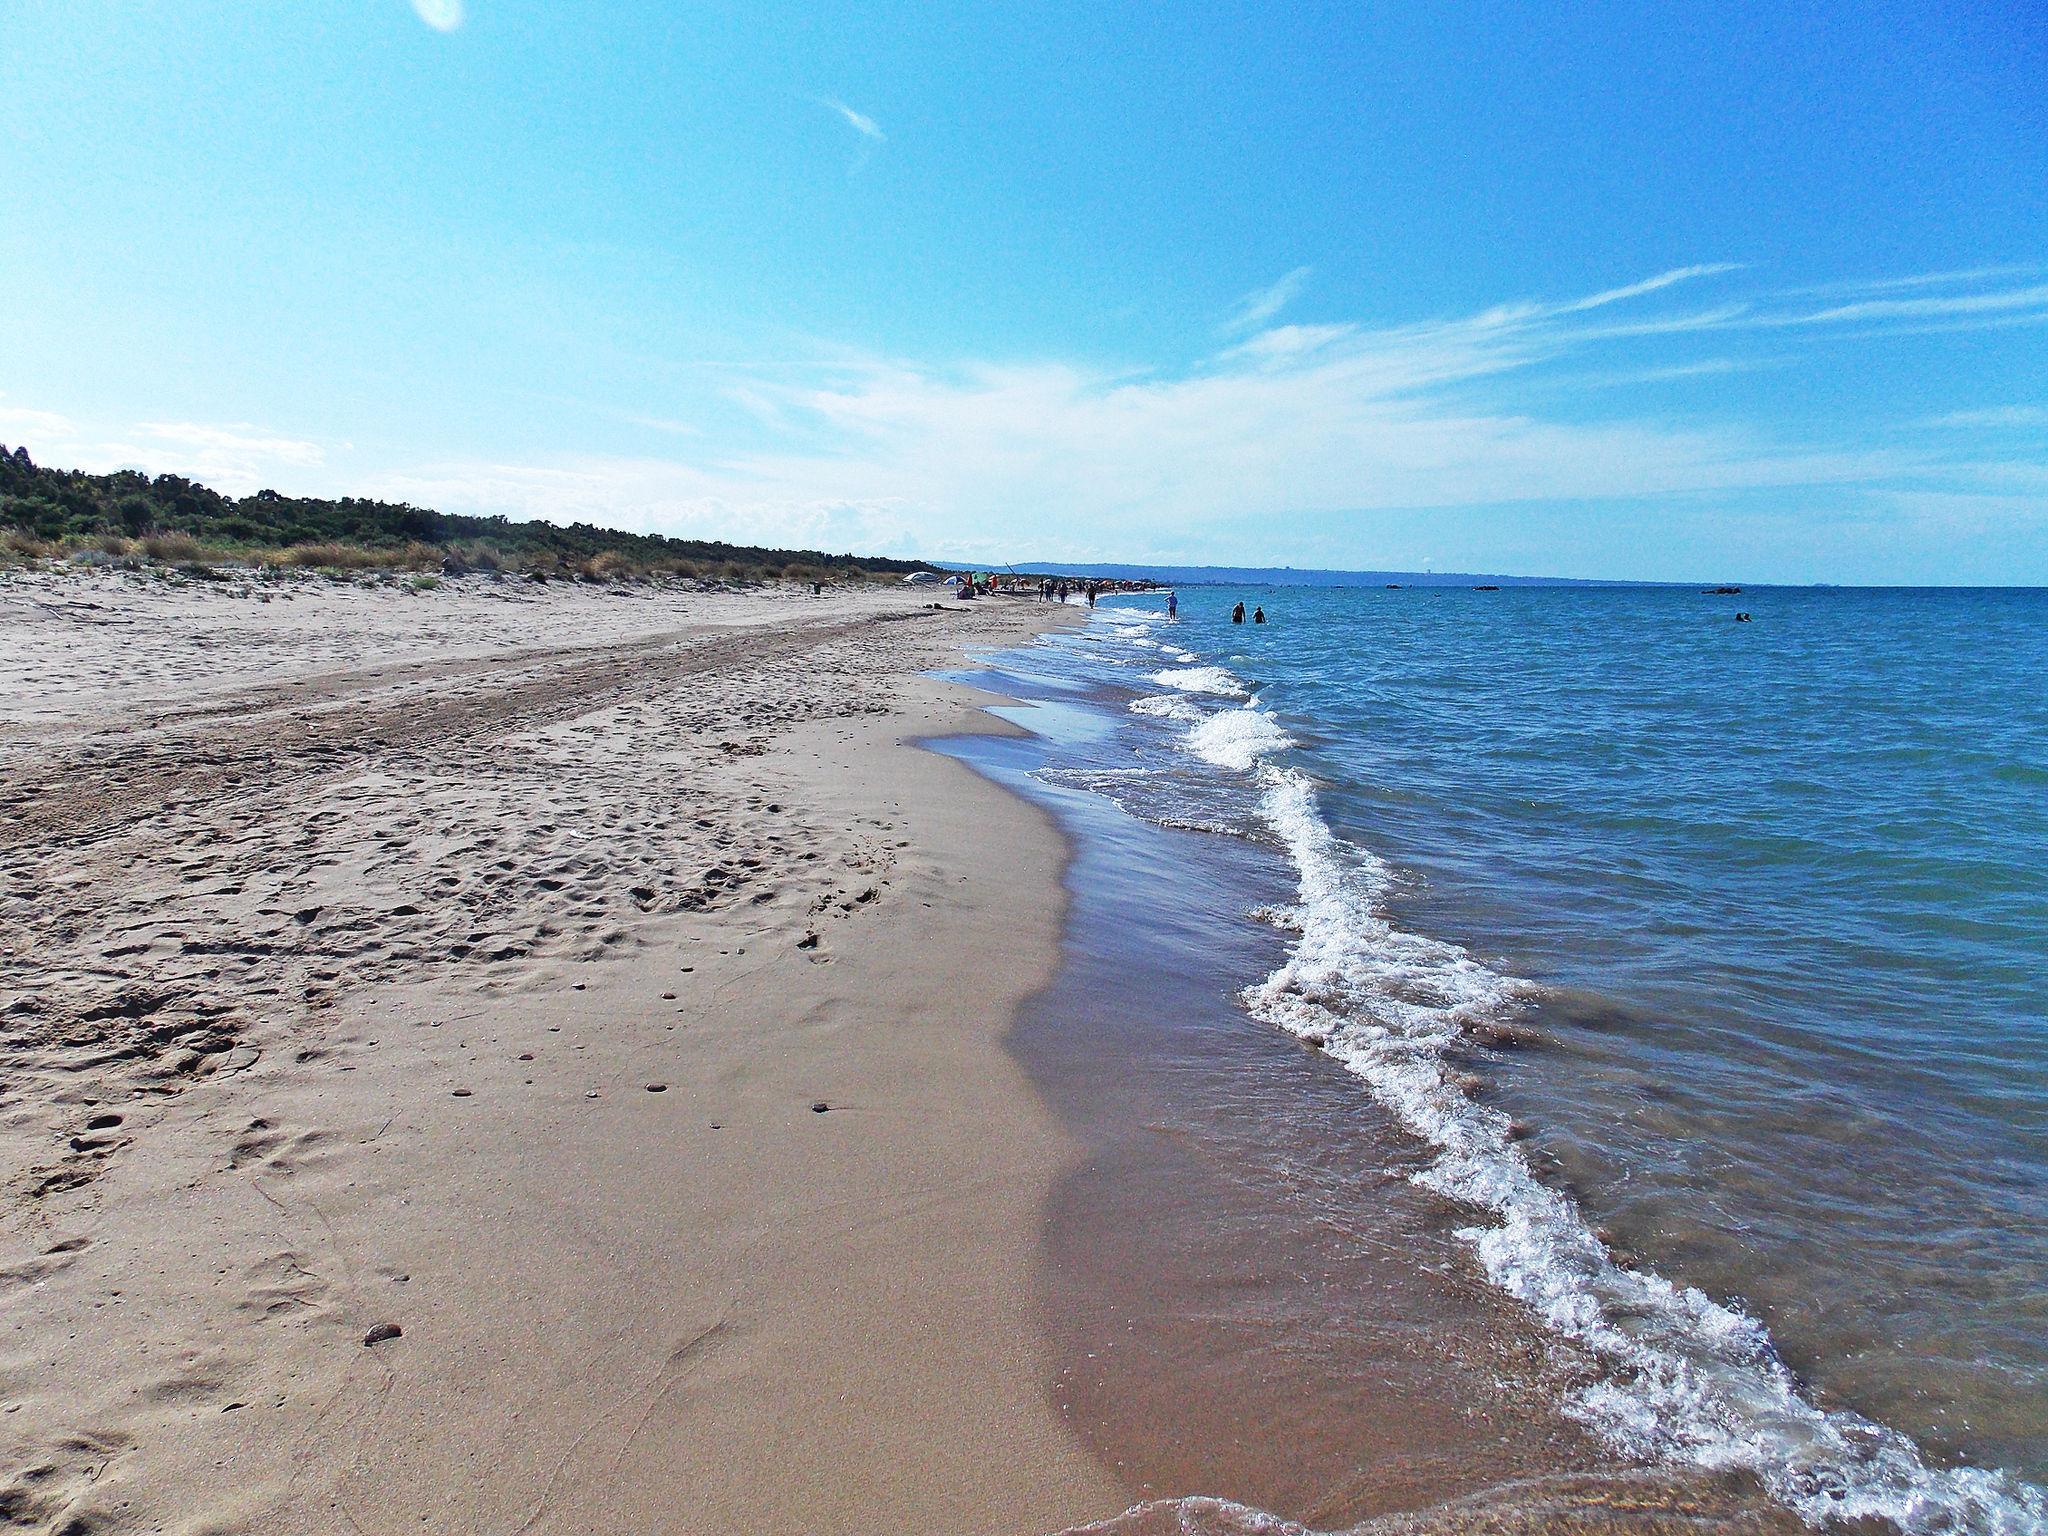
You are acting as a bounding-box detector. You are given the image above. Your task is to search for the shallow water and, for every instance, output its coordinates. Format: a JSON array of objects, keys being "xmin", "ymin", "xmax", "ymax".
[{"xmin": 952, "ymin": 586, "xmax": 2048, "ymax": 1536}]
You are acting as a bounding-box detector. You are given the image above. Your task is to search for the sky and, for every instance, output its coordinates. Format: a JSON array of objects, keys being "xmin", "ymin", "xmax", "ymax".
[{"xmin": 2, "ymin": 0, "xmax": 2045, "ymax": 583}]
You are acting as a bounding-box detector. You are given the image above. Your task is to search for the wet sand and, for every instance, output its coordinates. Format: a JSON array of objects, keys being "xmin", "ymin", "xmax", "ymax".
[
  {"xmin": 0, "ymin": 570, "xmax": 1120, "ymax": 1534},
  {"xmin": 2, "ymin": 567, "xmax": 1808, "ymax": 1536},
  {"xmin": 939, "ymin": 653, "xmax": 1805, "ymax": 1536}
]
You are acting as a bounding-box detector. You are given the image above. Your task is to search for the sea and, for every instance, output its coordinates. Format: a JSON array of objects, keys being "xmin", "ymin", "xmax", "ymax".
[{"xmin": 946, "ymin": 584, "xmax": 2047, "ymax": 1536}]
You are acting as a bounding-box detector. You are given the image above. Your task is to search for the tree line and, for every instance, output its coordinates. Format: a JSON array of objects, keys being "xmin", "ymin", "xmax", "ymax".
[{"xmin": 0, "ymin": 444, "xmax": 922, "ymax": 577}]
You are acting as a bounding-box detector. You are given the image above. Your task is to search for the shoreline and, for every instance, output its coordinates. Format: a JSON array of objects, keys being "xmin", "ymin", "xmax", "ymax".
[
  {"xmin": 0, "ymin": 572, "xmax": 1120, "ymax": 1534},
  {"xmin": 947, "ymin": 621, "xmax": 1811, "ymax": 1536}
]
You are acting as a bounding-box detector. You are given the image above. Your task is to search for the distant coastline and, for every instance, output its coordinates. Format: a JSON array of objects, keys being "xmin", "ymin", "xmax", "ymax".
[{"xmin": 935, "ymin": 560, "xmax": 1739, "ymax": 589}]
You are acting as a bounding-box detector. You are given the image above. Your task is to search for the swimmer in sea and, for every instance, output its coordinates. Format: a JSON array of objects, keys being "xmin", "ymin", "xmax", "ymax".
[
  {"xmin": 1232, "ymin": 601, "xmax": 1245, "ymax": 624},
  {"xmin": 1253, "ymin": 606, "xmax": 1266, "ymax": 624},
  {"xmin": 1167, "ymin": 591, "xmax": 1178, "ymax": 619}
]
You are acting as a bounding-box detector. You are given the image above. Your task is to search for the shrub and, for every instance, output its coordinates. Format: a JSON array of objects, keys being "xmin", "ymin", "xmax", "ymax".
[
  {"xmin": 2, "ymin": 528, "xmax": 53, "ymax": 560},
  {"xmin": 284, "ymin": 541, "xmax": 381, "ymax": 570},
  {"xmin": 141, "ymin": 531, "xmax": 202, "ymax": 563},
  {"xmin": 579, "ymin": 549, "xmax": 635, "ymax": 582}
]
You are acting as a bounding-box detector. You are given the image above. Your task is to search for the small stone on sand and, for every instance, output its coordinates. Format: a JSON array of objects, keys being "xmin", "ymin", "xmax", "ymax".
[
  {"xmin": 811, "ymin": 1101, "xmax": 830, "ymax": 1114},
  {"xmin": 363, "ymin": 1322, "xmax": 402, "ymax": 1346},
  {"xmin": 645, "ymin": 1083, "xmax": 667, "ymax": 1093}
]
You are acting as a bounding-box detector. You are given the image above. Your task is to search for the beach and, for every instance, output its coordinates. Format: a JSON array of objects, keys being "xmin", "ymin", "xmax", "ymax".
[
  {"xmin": 0, "ymin": 570, "xmax": 1123, "ymax": 1534},
  {"xmin": 5, "ymin": 569, "xmax": 2040, "ymax": 1536}
]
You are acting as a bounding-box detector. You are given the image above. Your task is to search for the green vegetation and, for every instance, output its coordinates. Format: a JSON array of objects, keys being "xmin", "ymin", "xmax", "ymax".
[{"xmin": 0, "ymin": 443, "xmax": 922, "ymax": 583}]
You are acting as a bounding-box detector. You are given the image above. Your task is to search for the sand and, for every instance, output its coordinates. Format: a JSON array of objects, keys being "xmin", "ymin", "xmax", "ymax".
[{"xmin": 0, "ymin": 567, "xmax": 1119, "ymax": 1534}]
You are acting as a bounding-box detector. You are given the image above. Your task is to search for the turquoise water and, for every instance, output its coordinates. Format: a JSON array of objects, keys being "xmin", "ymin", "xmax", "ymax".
[{"xmin": 1021, "ymin": 585, "xmax": 2048, "ymax": 1533}]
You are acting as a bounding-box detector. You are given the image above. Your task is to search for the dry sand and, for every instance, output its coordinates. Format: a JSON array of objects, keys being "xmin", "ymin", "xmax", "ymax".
[{"xmin": 0, "ymin": 568, "xmax": 1120, "ymax": 1534}]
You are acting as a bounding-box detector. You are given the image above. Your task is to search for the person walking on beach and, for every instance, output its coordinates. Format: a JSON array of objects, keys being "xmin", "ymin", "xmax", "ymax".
[
  {"xmin": 1232, "ymin": 601, "xmax": 1245, "ymax": 624},
  {"xmin": 1087, "ymin": 585, "xmax": 1097, "ymax": 609}
]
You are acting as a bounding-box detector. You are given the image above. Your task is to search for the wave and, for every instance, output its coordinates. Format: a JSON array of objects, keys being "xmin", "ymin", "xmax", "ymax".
[
  {"xmin": 1130, "ymin": 693, "xmax": 1208, "ymax": 724},
  {"xmin": 1075, "ymin": 605, "xmax": 2047, "ymax": 1536},
  {"xmin": 1187, "ymin": 707, "xmax": 1296, "ymax": 773},
  {"xmin": 1150, "ymin": 665, "xmax": 1249, "ymax": 698},
  {"xmin": 1242, "ymin": 761, "xmax": 2043, "ymax": 1534}
]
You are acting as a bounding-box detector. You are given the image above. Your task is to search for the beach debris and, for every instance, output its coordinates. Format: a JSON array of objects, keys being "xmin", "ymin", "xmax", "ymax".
[{"xmin": 363, "ymin": 1322, "xmax": 402, "ymax": 1346}]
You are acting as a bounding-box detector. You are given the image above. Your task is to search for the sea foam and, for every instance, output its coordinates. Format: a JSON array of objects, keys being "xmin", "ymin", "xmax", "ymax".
[
  {"xmin": 1187, "ymin": 707, "xmax": 1295, "ymax": 773},
  {"xmin": 1150, "ymin": 665, "xmax": 1249, "ymax": 698},
  {"xmin": 1092, "ymin": 604, "xmax": 2044, "ymax": 1536},
  {"xmin": 1235, "ymin": 764, "xmax": 2045, "ymax": 1536}
]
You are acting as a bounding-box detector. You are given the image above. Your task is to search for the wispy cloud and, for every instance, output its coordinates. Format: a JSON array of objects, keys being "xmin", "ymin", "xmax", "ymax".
[
  {"xmin": 0, "ymin": 404, "xmax": 77, "ymax": 444},
  {"xmin": 1225, "ymin": 266, "xmax": 1313, "ymax": 334},
  {"xmin": 1926, "ymin": 405, "xmax": 2048, "ymax": 430},
  {"xmin": 17, "ymin": 263, "xmax": 2042, "ymax": 578},
  {"xmin": 134, "ymin": 422, "xmax": 325, "ymax": 466},
  {"xmin": 7, "ymin": 417, "xmax": 333, "ymax": 494},
  {"xmin": 818, "ymin": 97, "xmax": 884, "ymax": 171},
  {"xmin": 409, "ymin": 0, "xmax": 464, "ymax": 34},
  {"xmin": 1556, "ymin": 262, "xmax": 1746, "ymax": 314},
  {"xmin": 1793, "ymin": 282, "xmax": 2048, "ymax": 326},
  {"xmin": 378, "ymin": 267, "xmax": 1964, "ymax": 564},
  {"xmin": 1779, "ymin": 263, "xmax": 2045, "ymax": 300},
  {"xmin": 820, "ymin": 97, "xmax": 884, "ymax": 142}
]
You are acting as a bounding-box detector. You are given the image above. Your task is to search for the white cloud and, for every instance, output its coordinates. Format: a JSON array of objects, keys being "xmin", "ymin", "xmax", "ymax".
[
  {"xmin": 1795, "ymin": 282, "xmax": 2048, "ymax": 326},
  {"xmin": 1928, "ymin": 405, "xmax": 2048, "ymax": 429},
  {"xmin": 820, "ymin": 97, "xmax": 884, "ymax": 142},
  {"xmin": 1225, "ymin": 266, "xmax": 1313, "ymax": 333},
  {"xmin": 410, "ymin": 0, "xmax": 464, "ymax": 33},
  {"xmin": 0, "ymin": 405, "xmax": 77, "ymax": 445},
  {"xmin": 1556, "ymin": 263, "xmax": 1745, "ymax": 314},
  {"xmin": 816, "ymin": 97, "xmax": 884, "ymax": 172},
  {"xmin": 364, "ymin": 269, "xmax": 1964, "ymax": 564},
  {"xmin": 135, "ymin": 422, "xmax": 325, "ymax": 466},
  {"xmin": 63, "ymin": 421, "xmax": 332, "ymax": 494}
]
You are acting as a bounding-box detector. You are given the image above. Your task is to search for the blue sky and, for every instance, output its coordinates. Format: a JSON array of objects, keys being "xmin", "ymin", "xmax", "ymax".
[{"xmin": 2, "ymin": 0, "xmax": 2044, "ymax": 582}]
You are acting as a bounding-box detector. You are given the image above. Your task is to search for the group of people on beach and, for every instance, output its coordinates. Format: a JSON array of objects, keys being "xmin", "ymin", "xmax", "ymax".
[
  {"xmin": 983, "ymin": 575, "xmax": 1269, "ymax": 627},
  {"xmin": 1033, "ymin": 578, "xmax": 1106, "ymax": 607}
]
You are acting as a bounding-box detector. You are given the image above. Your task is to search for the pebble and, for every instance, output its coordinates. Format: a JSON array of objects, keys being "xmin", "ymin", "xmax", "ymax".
[
  {"xmin": 451, "ymin": 1088, "xmax": 472, "ymax": 1097},
  {"xmin": 363, "ymin": 1322, "xmax": 402, "ymax": 1346},
  {"xmin": 810, "ymin": 1101, "xmax": 830, "ymax": 1114},
  {"xmin": 645, "ymin": 1083, "xmax": 667, "ymax": 1093}
]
